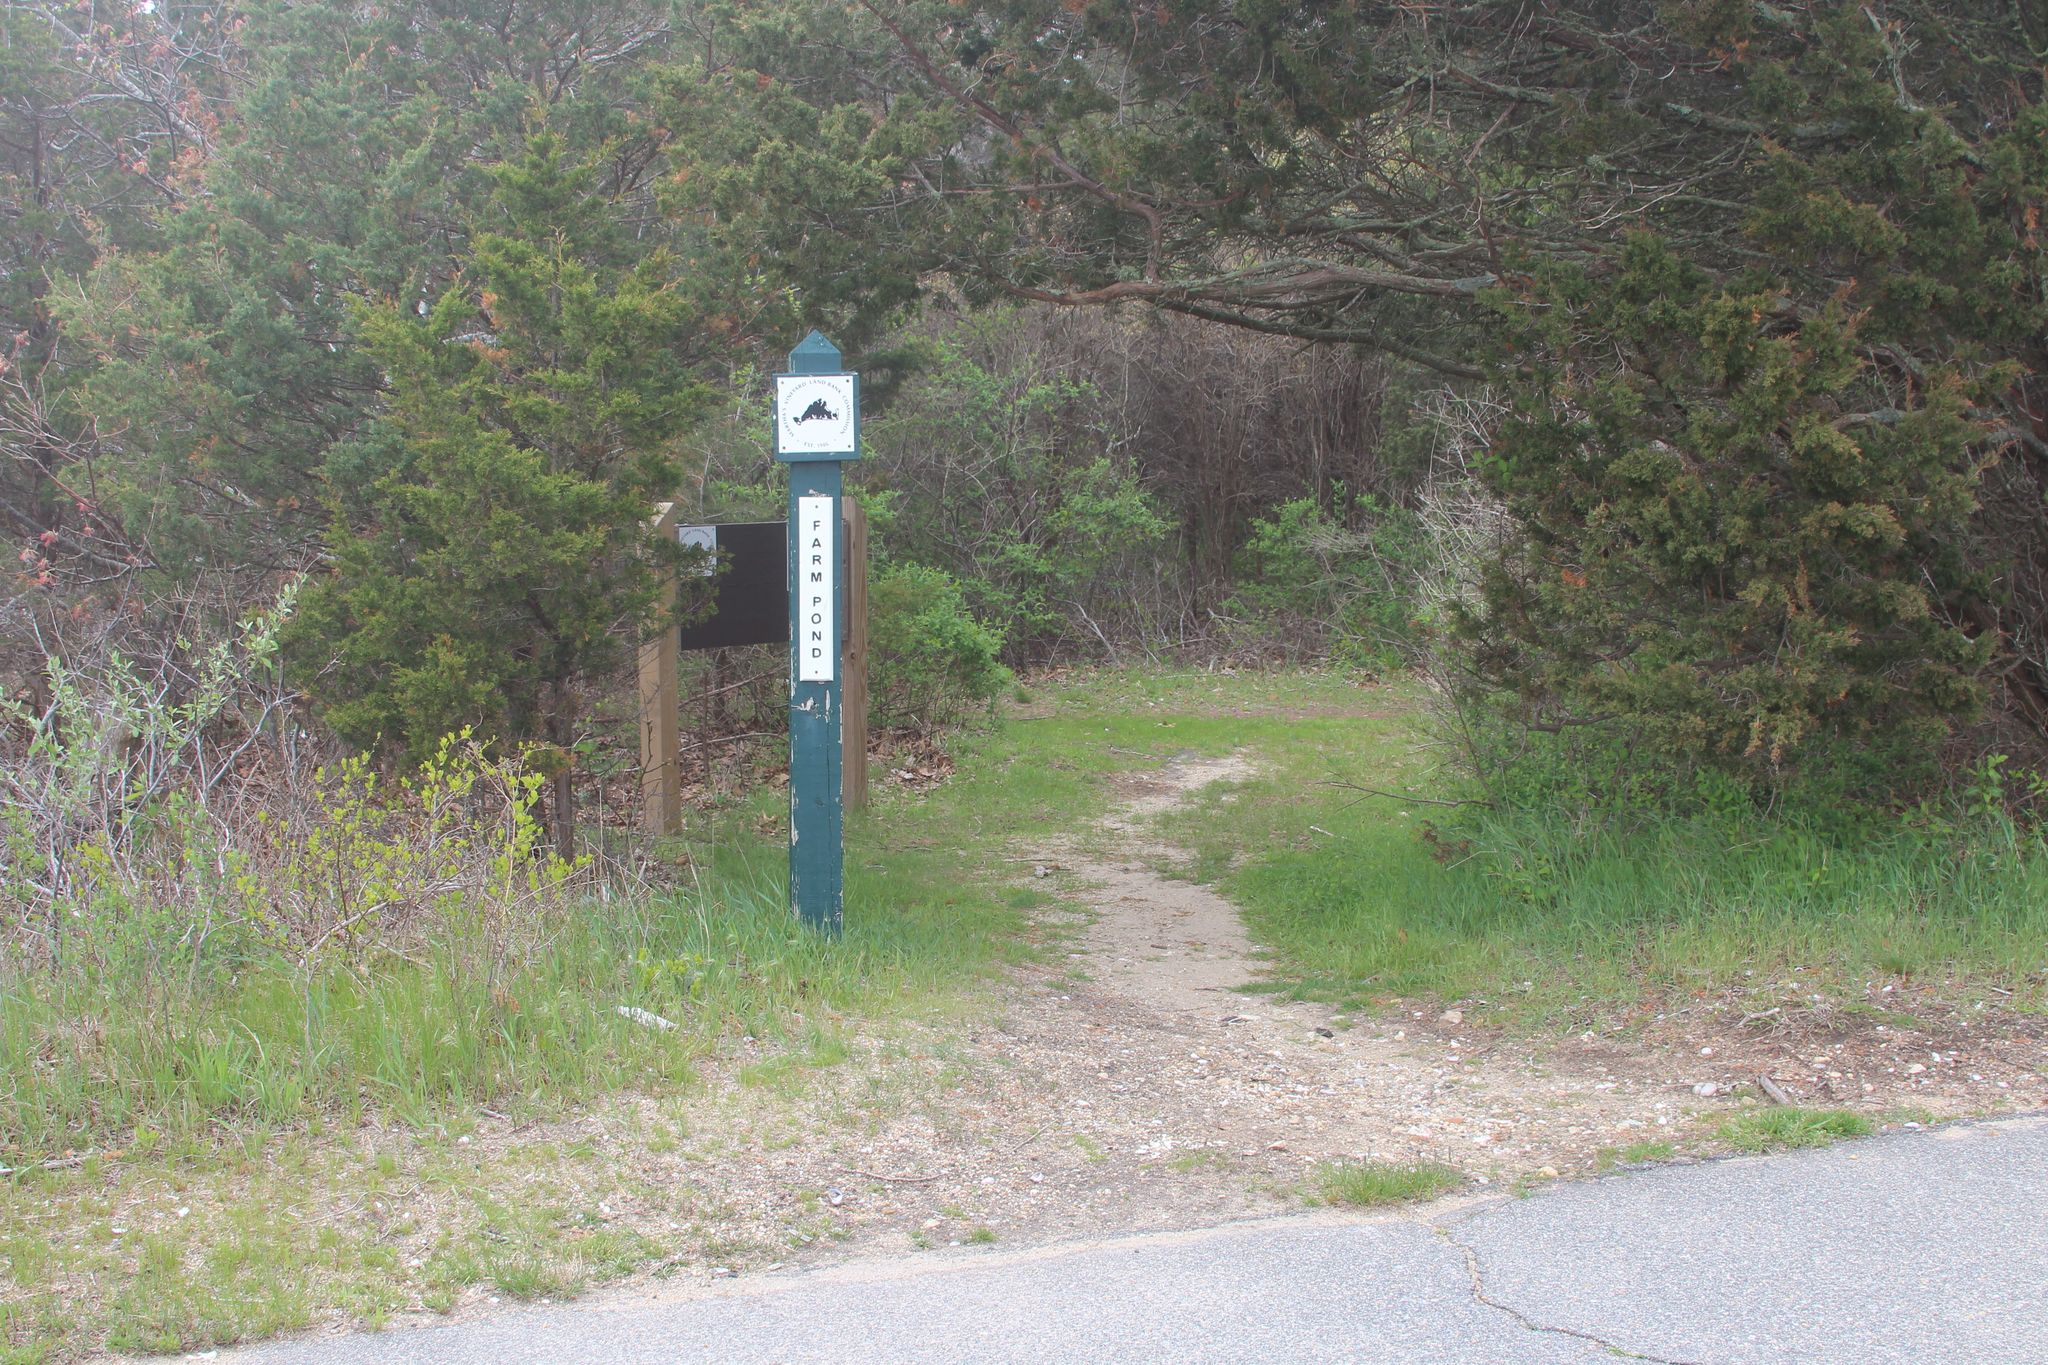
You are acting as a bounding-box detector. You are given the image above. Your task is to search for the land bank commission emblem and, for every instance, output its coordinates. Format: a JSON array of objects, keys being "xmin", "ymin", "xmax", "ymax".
[{"xmin": 774, "ymin": 373, "xmax": 858, "ymax": 456}]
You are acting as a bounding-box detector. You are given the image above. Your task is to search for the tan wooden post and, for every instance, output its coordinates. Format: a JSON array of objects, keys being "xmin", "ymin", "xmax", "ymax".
[
  {"xmin": 639, "ymin": 500, "xmax": 683, "ymax": 835},
  {"xmin": 841, "ymin": 498, "xmax": 870, "ymax": 811}
]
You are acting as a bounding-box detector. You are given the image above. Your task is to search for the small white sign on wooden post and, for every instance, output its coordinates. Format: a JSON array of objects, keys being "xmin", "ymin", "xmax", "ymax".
[{"xmin": 796, "ymin": 495, "xmax": 837, "ymax": 683}]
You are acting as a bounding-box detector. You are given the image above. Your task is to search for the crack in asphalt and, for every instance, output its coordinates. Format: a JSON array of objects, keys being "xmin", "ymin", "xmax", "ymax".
[{"xmin": 1434, "ymin": 1223, "xmax": 1703, "ymax": 1365}]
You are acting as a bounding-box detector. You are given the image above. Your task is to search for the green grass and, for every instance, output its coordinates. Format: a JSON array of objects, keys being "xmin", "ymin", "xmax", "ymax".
[
  {"xmin": 1150, "ymin": 678, "xmax": 2048, "ymax": 1026},
  {"xmin": 1595, "ymin": 1140, "xmax": 1677, "ymax": 1171},
  {"xmin": 6, "ymin": 666, "xmax": 1255, "ymax": 1159},
  {"xmin": 1166, "ymin": 1149, "xmax": 1229, "ymax": 1173},
  {"xmin": 0, "ymin": 670, "xmax": 1289, "ymax": 1360},
  {"xmin": 1716, "ymin": 1107, "xmax": 1875, "ymax": 1153},
  {"xmin": 1312, "ymin": 1159, "xmax": 1463, "ymax": 1208},
  {"xmin": 3, "ymin": 664, "xmax": 2032, "ymax": 1360}
]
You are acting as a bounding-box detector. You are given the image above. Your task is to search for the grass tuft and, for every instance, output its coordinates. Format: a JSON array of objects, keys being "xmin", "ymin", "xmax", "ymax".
[
  {"xmin": 1716, "ymin": 1107, "xmax": 1875, "ymax": 1153},
  {"xmin": 1594, "ymin": 1140, "xmax": 1676, "ymax": 1171},
  {"xmin": 1312, "ymin": 1159, "xmax": 1462, "ymax": 1208}
]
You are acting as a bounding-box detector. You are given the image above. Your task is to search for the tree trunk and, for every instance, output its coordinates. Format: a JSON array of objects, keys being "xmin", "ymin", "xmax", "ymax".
[
  {"xmin": 551, "ymin": 765, "xmax": 576, "ymax": 862},
  {"xmin": 546, "ymin": 689, "xmax": 578, "ymax": 860}
]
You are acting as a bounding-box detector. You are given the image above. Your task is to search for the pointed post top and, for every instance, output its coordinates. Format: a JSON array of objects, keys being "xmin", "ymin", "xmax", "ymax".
[{"xmin": 788, "ymin": 330, "xmax": 843, "ymax": 374}]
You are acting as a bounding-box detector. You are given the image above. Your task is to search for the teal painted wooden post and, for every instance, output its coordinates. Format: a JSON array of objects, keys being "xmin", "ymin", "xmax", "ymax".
[{"xmin": 774, "ymin": 331, "xmax": 860, "ymax": 936}]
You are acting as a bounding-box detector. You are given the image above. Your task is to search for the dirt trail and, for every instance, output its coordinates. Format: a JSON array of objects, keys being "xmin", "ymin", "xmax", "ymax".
[
  {"xmin": 746, "ymin": 748, "xmax": 2046, "ymax": 1255},
  {"xmin": 317, "ymin": 751, "xmax": 2047, "ymax": 1316},
  {"xmin": 1055, "ymin": 754, "xmax": 1267, "ymax": 1012}
]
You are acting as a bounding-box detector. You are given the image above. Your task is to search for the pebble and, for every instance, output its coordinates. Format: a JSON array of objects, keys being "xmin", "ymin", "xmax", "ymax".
[
  {"xmin": 1439, "ymin": 1009, "xmax": 1464, "ymax": 1026},
  {"xmin": 1693, "ymin": 1082, "xmax": 1719, "ymax": 1097}
]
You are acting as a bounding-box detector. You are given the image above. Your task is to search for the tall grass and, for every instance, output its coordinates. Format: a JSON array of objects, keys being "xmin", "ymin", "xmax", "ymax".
[
  {"xmin": 0, "ymin": 854, "xmax": 1022, "ymax": 1157},
  {"xmin": 1128, "ymin": 677, "xmax": 2048, "ymax": 1022},
  {"xmin": 1228, "ymin": 801, "xmax": 2048, "ymax": 1020},
  {"xmin": 0, "ymin": 594, "xmax": 1014, "ymax": 1160}
]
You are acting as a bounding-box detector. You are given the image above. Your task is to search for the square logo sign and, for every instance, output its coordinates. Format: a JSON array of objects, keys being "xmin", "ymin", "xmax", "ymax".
[{"xmin": 775, "ymin": 373, "xmax": 857, "ymax": 456}]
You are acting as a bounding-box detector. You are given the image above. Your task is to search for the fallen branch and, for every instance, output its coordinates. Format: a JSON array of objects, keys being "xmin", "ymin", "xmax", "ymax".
[
  {"xmin": 0, "ymin": 1153, "xmax": 93, "ymax": 1176},
  {"xmin": 1318, "ymin": 781, "xmax": 1492, "ymax": 810},
  {"xmin": 841, "ymin": 1166, "xmax": 945, "ymax": 1184},
  {"xmin": 1756, "ymin": 1074, "xmax": 1795, "ymax": 1106},
  {"xmin": 678, "ymin": 731, "xmax": 770, "ymax": 755}
]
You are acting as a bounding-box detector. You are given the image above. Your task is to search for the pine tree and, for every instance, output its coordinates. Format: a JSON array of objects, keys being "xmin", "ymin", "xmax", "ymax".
[
  {"xmin": 287, "ymin": 134, "xmax": 711, "ymax": 851},
  {"xmin": 685, "ymin": 0, "xmax": 2047, "ymax": 793}
]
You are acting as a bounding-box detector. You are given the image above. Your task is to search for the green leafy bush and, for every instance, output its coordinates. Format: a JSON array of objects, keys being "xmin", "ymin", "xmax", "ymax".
[
  {"xmin": 855, "ymin": 318, "xmax": 1180, "ymax": 661},
  {"xmin": 1226, "ymin": 490, "xmax": 1429, "ymax": 667},
  {"xmin": 867, "ymin": 563, "xmax": 1011, "ymax": 731}
]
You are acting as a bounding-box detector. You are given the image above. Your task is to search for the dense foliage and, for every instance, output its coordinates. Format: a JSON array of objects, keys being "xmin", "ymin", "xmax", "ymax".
[
  {"xmin": 682, "ymin": 0, "xmax": 2047, "ymax": 793},
  {"xmin": 4, "ymin": 0, "xmax": 2044, "ymax": 806}
]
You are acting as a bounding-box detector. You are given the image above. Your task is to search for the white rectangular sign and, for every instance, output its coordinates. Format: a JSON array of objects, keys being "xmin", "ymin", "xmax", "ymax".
[{"xmin": 796, "ymin": 495, "xmax": 837, "ymax": 683}]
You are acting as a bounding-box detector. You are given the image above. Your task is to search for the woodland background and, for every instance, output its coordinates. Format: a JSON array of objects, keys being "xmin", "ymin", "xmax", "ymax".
[
  {"xmin": 4, "ymin": 14, "xmax": 2048, "ymax": 1353},
  {"xmin": 2, "ymin": 0, "xmax": 2045, "ymax": 956}
]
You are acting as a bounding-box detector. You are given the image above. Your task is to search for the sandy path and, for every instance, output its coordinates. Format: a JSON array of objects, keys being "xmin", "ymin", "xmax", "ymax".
[
  {"xmin": 301, "ymin": 751, "xmax": 2047, "ymax": 1316},
  {"xmin": 777, "ymin": 749, "xmax": 2046, "ymax": 1252}
]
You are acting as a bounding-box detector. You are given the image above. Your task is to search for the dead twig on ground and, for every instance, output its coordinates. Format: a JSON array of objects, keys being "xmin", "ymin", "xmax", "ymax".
[
  {"xmin": 1756, "ymin": 1074, "xmax": 1796, "ymax": 1106},
  {"xmin": 1318, "ymin": 780, "xmax": 1492, "ymax": 810},
  {"xmin": 842, "ymin": 1166, "xmax": 945, "ymax": 1184},
  {"xmin": 0, "ymin": 1153, "xmax": 95, "ymax": 1176}
]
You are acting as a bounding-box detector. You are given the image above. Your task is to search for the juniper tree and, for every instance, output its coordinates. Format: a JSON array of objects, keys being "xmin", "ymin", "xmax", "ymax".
[
  {"xmin": 676, "ymin": 0, "xmax": 2047, "ymax": 794},
  {"xmin": 286, "ymin": 135, "xmax": 712, "ymax": 851}
]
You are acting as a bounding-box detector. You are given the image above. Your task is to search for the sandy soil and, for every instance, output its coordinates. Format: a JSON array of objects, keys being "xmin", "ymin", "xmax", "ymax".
[
  {"xmin": 543, "ymin": 752, "xmax": 2048, "ymax": 1279},
  {"xmin": 231, "ymin": 751, "xmax": 2042, "ymax": 1348}
]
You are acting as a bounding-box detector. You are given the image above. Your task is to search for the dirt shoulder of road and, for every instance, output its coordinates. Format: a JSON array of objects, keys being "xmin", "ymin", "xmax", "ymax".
[{"xmin": 160, "ymin": 747, "xmax": 2042, "ymax": 1360}]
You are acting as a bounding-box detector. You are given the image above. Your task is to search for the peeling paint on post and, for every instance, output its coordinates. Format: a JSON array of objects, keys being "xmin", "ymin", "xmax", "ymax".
[{"xmin": 775, "ymin": 331, "xmax": 859, "ymax": 936}]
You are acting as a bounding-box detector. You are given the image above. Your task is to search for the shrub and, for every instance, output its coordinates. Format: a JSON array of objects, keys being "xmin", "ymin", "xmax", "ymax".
[
  {"xmin": 867, "ymin": 563, "xmax": 1010, "ymax": 730},
  {"xmin": 1225, "ymin": 490, "xmax": 1429, "ymax": 667}
]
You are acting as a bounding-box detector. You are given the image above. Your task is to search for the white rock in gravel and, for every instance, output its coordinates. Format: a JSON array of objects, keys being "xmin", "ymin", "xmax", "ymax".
[
  {"xmin": 1693, "ymin": 1082, "xmax": 1719, "ymax": 1097},
  {"xmin": 1439, "ymin": 1009, "xmax": 1464, "ymax": 1026}
]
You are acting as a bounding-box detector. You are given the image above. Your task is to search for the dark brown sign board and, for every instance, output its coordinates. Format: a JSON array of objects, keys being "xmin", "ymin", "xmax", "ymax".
[
  {"xmin": 676, "ymin": 521, "xmax": 788, "ymax": 650},
  {"xmin": 641, "ymin": 498, "xmax": 867, "ymax": 835}
]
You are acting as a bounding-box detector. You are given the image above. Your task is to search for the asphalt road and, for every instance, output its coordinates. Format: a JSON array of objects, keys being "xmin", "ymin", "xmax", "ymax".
[{"xmin": 213, "ymin": 1114, "xmax": 2047, "ymax": 1365}]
